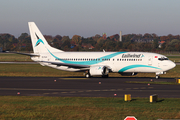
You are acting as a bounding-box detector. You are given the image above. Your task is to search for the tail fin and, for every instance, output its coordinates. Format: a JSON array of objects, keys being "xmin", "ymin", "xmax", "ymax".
[{"xmin": 28, "ymin": 22, "xmax": 64, "ymax": 54}]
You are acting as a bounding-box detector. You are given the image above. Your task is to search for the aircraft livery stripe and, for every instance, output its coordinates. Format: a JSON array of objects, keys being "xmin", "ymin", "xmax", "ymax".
[
  {"xmin": 118, "ymin": 64, "xmax": 161, "ymax": 72},
  {"xmin": 35, "ymin": 39, "xmax": 44, "ymax": 47},
  {"xmin": 47, "ymin": 49, "xmax": 127, "ymax": 65},
  {"xmin": 36, "ymin": 39, "xmax": 161, "ymax": 70}
]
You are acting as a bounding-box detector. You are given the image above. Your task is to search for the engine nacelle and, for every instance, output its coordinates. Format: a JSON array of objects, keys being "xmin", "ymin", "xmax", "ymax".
[
  {"xmin": 119, "ymin": 72, "xmax": 138, "ymax": 76},
  {"xmin": 89, "ymin": 66, "xmax": 109, "ymax": 76}
]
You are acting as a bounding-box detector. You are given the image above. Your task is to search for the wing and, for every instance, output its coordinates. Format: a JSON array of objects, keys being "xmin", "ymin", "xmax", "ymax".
[{"xmin": 42, "ymin": 61, "xmax": 90, "ymax": 69}]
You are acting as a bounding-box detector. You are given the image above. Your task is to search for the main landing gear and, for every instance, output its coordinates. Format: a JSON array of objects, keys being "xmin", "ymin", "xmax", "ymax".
[
  {"xmin": 85, "ymin": 73, "xmax": 91, "ymax": 78},
  {"xmin": 84, "ymin": 72, "xmax": 109, "ymax": 78}
]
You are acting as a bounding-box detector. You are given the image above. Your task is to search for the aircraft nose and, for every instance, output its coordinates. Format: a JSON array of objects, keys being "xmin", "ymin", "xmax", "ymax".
[{"xmin": 170, "ymin": 61, "xmax": 176, "ymax": 69}]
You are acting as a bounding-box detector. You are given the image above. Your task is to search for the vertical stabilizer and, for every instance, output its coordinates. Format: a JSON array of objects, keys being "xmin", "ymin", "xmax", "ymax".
[{"xmin": 28, "ymin": 22, "xmax": 64, "ymax": 54}]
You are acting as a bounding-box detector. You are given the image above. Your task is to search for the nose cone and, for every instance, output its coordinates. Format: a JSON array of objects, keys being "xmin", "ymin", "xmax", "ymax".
[
  {"xmin": 163, "ymin": 61, "xmax": 176, "ymax": 71},
  {"xmin": 170, "ymin": 61, "xmax": 176, "ymax": 69}
]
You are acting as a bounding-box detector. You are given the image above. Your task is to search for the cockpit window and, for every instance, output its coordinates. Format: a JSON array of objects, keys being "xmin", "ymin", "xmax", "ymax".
[{"xmin": 158, "ymin": 57, "xmax": 168, "ymax": 61}]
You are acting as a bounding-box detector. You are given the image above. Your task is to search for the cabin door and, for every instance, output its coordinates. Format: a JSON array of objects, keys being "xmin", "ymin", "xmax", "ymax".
[{"xmin": 148, "ymin": 56, "xmax": 153, "ymax": 65}]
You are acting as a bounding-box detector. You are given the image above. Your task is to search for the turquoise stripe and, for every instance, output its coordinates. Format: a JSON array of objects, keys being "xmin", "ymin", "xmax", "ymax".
[
  {"xmin": 118, "ymin": 64, "xmax": 161, "ymax": 72},
  {"xmin": 47, "ymin": 49, "xmax": 127, "ymax": 65},
  {"xmin": 36, "ymin": 41, "xmax": 160, "ymax": 70},
  {"xmin": 35, "ymin": 39, "xmax": 44, "ymax": 47},
  {"xmin": 37, "ymin": 38, "xmax": 127, "ymax": 65}
]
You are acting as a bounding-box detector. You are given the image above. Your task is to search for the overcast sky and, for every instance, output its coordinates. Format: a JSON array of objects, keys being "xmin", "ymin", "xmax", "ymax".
[{"xmin": 0, "ymin": 0, "xmax": 180, "ymax": 38}]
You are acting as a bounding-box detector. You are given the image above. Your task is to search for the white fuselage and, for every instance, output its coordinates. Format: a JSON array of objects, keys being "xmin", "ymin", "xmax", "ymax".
[
  {"xmin": 28, "ymin": 22, "xmax": 176, "ymax": 78},
  {"xmin": 31, "ymin": 51, "xmax": 176, "ymax": 74}
]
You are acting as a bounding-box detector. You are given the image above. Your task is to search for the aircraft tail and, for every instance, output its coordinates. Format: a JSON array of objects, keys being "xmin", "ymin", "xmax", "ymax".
[{"xmin": 28, "ymin": 22, "xmax": 64, "ymax": 54}]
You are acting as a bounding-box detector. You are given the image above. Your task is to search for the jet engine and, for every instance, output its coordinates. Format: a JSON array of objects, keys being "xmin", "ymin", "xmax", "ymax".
[{"xmin": 89, "ymin": 66, "xmax": 109, "ymax": 76}]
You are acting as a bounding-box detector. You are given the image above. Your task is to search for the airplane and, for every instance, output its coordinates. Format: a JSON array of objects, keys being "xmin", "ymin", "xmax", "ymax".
[{"xmin": 15, "ymin": 22, "xmax": 176, "ymax": 79}]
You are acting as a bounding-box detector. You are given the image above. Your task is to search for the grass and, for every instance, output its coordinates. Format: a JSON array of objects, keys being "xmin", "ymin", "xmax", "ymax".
[
  {"xmin": 0, "ymin": 53, "xmax": 179, "ymax": 78},
  {"xmin": 0, "ymin": 64, "xmax": 83, "ymax": 77},
  {"xmin": 167, "ymin": 56, "xmax": 180, "ymax": 58},
  {"xmin": 0, "ymin": 96, "xmax": 179, "ymax": 120},
  {"xmin": 0, "ymin": 53, "xmax": 32, "ymax": 62},
  {"xmin": 0, "ymin": 54, "xmax": 180, "ymax": 119},
  {"xmin": 167, "ymin": 56, "xmax": 180, "ymax": 62},
  {"xmin": 0, "ymin": 64, "xmax": 180, "ymax": 78}
]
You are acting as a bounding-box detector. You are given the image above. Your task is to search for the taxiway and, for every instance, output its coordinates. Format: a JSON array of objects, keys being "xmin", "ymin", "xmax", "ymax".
[{"xmin": 0, "ymin": 77, "xmax": 179, "ymax": 98}]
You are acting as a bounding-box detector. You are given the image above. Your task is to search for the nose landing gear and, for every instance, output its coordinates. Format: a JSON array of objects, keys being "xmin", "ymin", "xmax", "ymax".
[
  {"xmin": 155, "ymin": 72, "xmax": 166, "ymax": 79},
  {"xmin": 155, "ymin": 75, "xmax": 159, "ymax": 79}
]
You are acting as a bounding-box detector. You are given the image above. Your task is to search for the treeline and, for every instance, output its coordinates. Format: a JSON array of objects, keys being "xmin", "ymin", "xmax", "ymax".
[{"xmin": 1, "ymin": 33, "xmax": 180, "ymax": 52}]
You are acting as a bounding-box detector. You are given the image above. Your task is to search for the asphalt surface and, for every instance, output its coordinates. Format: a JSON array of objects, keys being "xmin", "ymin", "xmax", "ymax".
[{"xmin": 0, "ymin": 77, "xmax": 179, "ymax": 98}]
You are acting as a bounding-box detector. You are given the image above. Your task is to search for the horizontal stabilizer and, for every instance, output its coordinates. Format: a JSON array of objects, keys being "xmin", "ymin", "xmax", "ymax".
[{"xmin": 5, "ymin": 51, "xmax": 40, "ymax": 57}]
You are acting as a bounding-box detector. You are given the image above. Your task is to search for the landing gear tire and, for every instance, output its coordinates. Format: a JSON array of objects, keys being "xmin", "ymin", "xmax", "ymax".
[
  {"xmin": 102, "ymin": 74, "xmax": 109, "ymax": 78},
  {"xmin": 85, "ymin": 73, "xmax": 91, "ymax": 78},
  {"xmin": 156, "ymin": 75, "xmax": 159, "ymax": 79}
]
